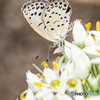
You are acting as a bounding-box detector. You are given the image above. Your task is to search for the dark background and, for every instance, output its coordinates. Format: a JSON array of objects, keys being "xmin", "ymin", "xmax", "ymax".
[{"xmin": 0, "ymin": 0, "xmax": 100, "ymax": 100}]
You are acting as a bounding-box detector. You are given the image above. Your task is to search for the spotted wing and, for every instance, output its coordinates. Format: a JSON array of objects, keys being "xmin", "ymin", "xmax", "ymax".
[
  {"xmin": 42, "ymin": 0, "xmax": 72, "ymax": 40},
  {"xmin": 21, "ymin": 0, "xmax": 56, "ymax": 42}
]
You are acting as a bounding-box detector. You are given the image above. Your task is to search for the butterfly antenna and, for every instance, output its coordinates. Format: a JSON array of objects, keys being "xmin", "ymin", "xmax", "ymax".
[
  {"xmin": 46, "ymin": 46, "xmax": 51, "ymax": 62},
  {"xmin": 35, "ymin": 42, "xmax": 51, "ymax": 59}
]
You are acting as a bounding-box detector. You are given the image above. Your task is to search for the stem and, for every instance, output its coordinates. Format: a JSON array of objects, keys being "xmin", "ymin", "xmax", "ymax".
[
  {"xmin": 86, "ymin": 79, "xmax": 95, "ymax": 92},
  {"xmin": 93, "ymin": 64, "xmax": 98, "ymax": 78},
  {"xmin": 82, "ymin": 84, "xmax": 88, "ymax": 93},
  {"xmin": 98, "ymin": 88, "xmax": 100, "ymax": 95},
  {"xmin": 97, "ymin": 65, "xmax": 100, "ymax": 75}
]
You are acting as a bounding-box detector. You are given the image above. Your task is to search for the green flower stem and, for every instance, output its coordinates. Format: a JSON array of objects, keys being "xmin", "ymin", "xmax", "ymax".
[
  {"xmin": 97, "ymin": 65, "xmax": 100, "ymax": 75},
  {"xmin": 82, "ymin": 84, "xmax": 88, "ymax": 93},
  {"xmin": 82, "ymin": 84, "xmax": 88, "ymax": 97},
  {"xmin": 98, "ymin": 88, "xmax": 100, "ymax": 95},
  {"xmin": 91, "ymin": 71, "xmax": 94, "ymax": 78},
  {"xmin": 98, "ymin": 76, "xmax": 100, "ymax": 87},
  {"xmin": 93, "ymin": 64, "xmax": 98, "ymax": 78},
  {"xmin": 86, "ymin": 79, "xmax": 95, "ymax": 92}
]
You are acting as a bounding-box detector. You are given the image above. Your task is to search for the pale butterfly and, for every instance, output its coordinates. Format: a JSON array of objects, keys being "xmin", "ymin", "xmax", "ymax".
[{"xmin": 21, "ymin": 0, "xmax": 72, "ymax": 47}]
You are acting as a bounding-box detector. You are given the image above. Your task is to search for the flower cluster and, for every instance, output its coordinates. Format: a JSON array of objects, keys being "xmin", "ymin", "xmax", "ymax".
[{"xmin": 18, "ymin": 20, "xmax": 100, "ymax": 100}]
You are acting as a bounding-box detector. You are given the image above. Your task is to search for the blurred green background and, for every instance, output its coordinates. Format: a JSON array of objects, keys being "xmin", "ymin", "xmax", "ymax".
[{"xmin": 0, "ymin": 0, "xmax": 100, "ymax": 100}]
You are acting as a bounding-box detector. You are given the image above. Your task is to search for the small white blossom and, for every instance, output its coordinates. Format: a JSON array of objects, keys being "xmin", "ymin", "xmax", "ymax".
[
  {"xmin": 73, "ymin": 20, "xmax": 87, "ymax": 48},
  {"xmin": 88, "ymin": 75, "xmax": 99, "ymax": 91}
]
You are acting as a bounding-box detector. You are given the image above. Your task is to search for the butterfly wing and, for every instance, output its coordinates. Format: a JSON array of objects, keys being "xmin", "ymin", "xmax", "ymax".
[
  {"xmin": 21, "ymin": 0, "xmax": 72, "ymax": 42},
  {"xmin": 42, "ymin": 0, "xmax": 72, "ymax": 40},
  {"xmin": 21, "ymin": 0, "xmax": 56, "ymax": 42}
]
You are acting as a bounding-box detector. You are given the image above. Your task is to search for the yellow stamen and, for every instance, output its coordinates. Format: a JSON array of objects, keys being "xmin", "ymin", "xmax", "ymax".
[
  {"xmin": 96, "ymin": 49, "xmax": 100, "ymax": 53},
  {"xmin": 49, "ymin": 47, "xmax": 51, "ymax": 49},
  {"xmin": 44, "ymin": 63, "xmax": 49, "ymax": 68},
  {"xmin": 59, "ymin": 93, "xmax": 64, "ymax": 96},
  {"xmin": 71, "ymin": 80, "xmax": 77, "ymax": 86},
  {"xmin": 68, "ymin": 79, "xmax": 77, "ymax": 87},
  {"xmin": 62, "ymin": 68, "xmax": 66, "ymax": 72},
  {"xmin": 51, "ymin": 79, "xmax": 60, "ymax": 87},
  {"xmin": 58, "ymin": 52, "xmax": 61, "ymax": 55},
  {"xmin": 16, "ymin": 98, "xmax": 19, "ymax": 100},
  {"xmin": 82, "ymin": 79, "xmax": 86, "ymax": 85},
  {"xmin": 53, "ymin": 61, "xmax": 58, "ymax": 70},
  {"xmin": 57, "ymin": 44, "xmax": 59, "ymax": 46},
  {"xmin": 96, "ymin": 21, "xmax": 100, "ymax": 31},
  {"xmin": 36, "ymin": 73, "xmax": 40, "ymax": 76},
  {"xmin": 48, "ymin": 86, "xmax": 52, "ymax": 89},
  {"xmin": 55, "ymin": 56, "xmax": 60, "ymax": 62},
  {"xmin": 92, "ymin": 36, "xmax": 96, "ymax": 41},
  {"xmin": 41, "ymin": 74, "xmax": 46, "ymax": 79},
  {"xmin": 41, "ymin": 61, "xmax": 47, "ymax": 66},
  {"xmin": 20, "ymin": 94, "xmax": 24, "ymax": 99},
  {"xmin": 33, "ymin": 82, "xmax": 43, "ymax": 87},
  {"xmin": 85, "ymin": 22, "xmax": 91, "ymax": 31}
]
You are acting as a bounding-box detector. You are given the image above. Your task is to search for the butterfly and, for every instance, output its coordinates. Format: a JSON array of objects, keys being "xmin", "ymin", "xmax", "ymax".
[{"xmin": 21, "ymin": 0, "xmax": 72, "ymax": 46}]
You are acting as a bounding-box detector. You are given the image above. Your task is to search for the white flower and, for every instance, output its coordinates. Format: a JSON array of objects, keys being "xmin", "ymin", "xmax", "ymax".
[
  {"xmin": 56, "ymin": 93, "xmax": 73, "ymax": 100},
  {"xmin": 35, "ymin": 88, "xmax": 54, "ymax": 100},
  {"xmin": 88, "ymin": 75, "xmax": 99, "ymax": 91},
  {"xmin": 65, "ymin": 41, "xmax": 91, "ymax": 79},
  {"xmin": 26, "ymin": 70, "xmax": 42, "ymax": 92},
  {"xmin": 91, "ymin": 57, "xmax": 100, "ymax": 64},
  {"xmin": 72, "ymin": 20, "xmax": 87, "ymax": 48},
  {"xmin": 88, "ymin": 30, "xmax": 100, "ymax": 46},
  {"xmin": 22, "ymin": 88, "xmax": 36, "ymax": 100},
  {"xmin": 75, "ymin": 59, "xmax": 89, "ymax": 79},
  {"xmin": 85, "ymin": 34, "xmax": 95, "ymax": 47},
  {"xmin": 83, "ymin": 45, "xmax": 100, "ymax": 58}
]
